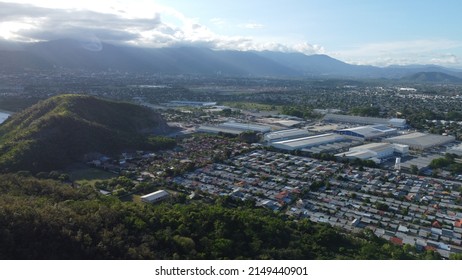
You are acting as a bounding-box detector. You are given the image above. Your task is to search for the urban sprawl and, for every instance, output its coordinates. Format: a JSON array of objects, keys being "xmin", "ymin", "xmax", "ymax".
[{"xmin": 92, "ymin": 101, "xmax": 462, "ymax": 259}]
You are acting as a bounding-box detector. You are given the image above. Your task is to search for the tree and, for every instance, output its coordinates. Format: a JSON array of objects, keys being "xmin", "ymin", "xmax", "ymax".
[
  {"xmin": 375, "ymin": 202, "xmax": 389, "ymax": 212},
  {"xmin": 410, "ymin": 164, "xmax": 419, "ymax": 175}
]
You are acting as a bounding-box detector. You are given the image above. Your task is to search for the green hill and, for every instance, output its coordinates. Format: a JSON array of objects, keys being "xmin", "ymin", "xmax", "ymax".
[
  {"xmin": 402, "ymin": 71, "xmax": 462, "ymax": 83},
  {"xmin": 0, "ymin": 94, "xmax": 171, "ymax": 172}
]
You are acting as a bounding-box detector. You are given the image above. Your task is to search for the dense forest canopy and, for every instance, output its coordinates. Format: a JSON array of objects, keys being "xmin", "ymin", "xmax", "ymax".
[
  {"xmin": 0, "ymin": 94, "xmax": 172, "ymax": 172},
  {"xmin": 0, "ymin": 173, "xmax": 440, "ymax": 260}
]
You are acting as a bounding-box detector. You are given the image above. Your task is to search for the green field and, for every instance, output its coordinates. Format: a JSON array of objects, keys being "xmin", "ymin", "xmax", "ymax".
[{"xmin": 68, "ymin": 166, "xmax": 117, "ymax": 186}]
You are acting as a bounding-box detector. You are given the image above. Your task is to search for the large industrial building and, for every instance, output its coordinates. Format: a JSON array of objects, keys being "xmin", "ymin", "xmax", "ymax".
[
  {"xmin": 389, "ymin": 118, "xmax": 407, "ymax": 128},
  {"xmin": 197, "ymin": 125, "xmax": 243, "ymax": 135},
  {"xmin": 324, "ymin": 114, "xmax": 406, "ymax": 128},
  {"xmin": 384, "ymin": 132, "xmax": 456, "ymax": 150},
  {"xmin": 271, "ymin": 133, "xmax": 346, "ymax": 151},
  {"xmin": 448, "ymin": 144, "xmax": 462, "ymax": 156},
  {"xmin": 257, "ymin": 117, "xmax": 302, "ymax": 128},
  {"xmin": 197, "ymin": 121, "xmax": 271, "ymax": 135},
  {"xmin": 221, "ymin": 122, "xmax": 271, "ymax": 133},
  {"xmin": 141, "ymin": 190, "xmax": 170, "ymax": 204},
  {"xmin": 335, "ymin": 125, "xmax": 397, "ymax": 140},
  {"xmin": 264, "ymin": 129, "xmax": 311, "ymax": 143},
  {"xmin": 336, "ymin": 143, "xmax": 409, "ymax": 162},
  {"xmin": 167, "ymin": 101, "xmax": 217, "ymax": 107}
]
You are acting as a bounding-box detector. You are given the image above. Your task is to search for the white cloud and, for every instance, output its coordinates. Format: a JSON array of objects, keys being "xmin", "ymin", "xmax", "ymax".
[
  {"xmin": 430, "ymin": 54, "xmax": 460, "ymax": 65},
  {"xmin": 332, "ymin": 39, "xmax": 462, "ymax": 67},
  {"xmin": 0, "ymin": 1, "xmax": 325, "ymax": 56},
  {"xmin": 210, "ymin": 18, "xmax": 226, "ymax": 26},
  {"xmin": 292, "ymin": 42, "xmax": 325, "ymax": 55},
  {"xmin": 239, "ymin": 23, "xmax": 264, "ymax": 29}
]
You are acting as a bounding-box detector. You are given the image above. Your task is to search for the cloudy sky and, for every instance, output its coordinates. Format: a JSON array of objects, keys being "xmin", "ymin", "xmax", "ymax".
[{"xmin": 1, "ymin": 0, "xmax": 462, "ymax": 67}]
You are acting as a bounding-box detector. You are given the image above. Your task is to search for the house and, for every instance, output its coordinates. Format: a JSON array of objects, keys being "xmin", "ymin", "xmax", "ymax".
[
  {"xmin": 455, "ymin": 219, "xmax": 462, "ymax": 228},
  {"xmin": 390, "ymin": 237, "xmax": 403, "ymax": 246},
  {"xmin": 432, "ymin": 220, "xmax": 442, "ymax": 228},
  {"xmin": 398, "ymin": 225, "xmax": 410, "ymax": 233},
  {"xmin": 140, "ymin": 190, "xmax": 170, "ymax": 204},
  {"xmin": 431, "ymin": 227, "xmax": 443, "ymax": 236}
]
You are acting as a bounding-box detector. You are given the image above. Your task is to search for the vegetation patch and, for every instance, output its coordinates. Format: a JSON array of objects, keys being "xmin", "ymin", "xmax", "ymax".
[
  {"xmin": 0, "ymin": 94, "xmax": 171, "ymax": 172},
  {"xmin": 68, "ymin": 167, "xmax": 117, "ymax": 186}
]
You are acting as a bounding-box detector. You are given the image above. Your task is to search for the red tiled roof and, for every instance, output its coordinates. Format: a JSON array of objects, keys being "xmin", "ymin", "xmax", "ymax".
[
  {"xmin": 425, "ymin": 245, "xmax": 437, "ymax": 252},
  {"xmin": 432, "ymin": 221, "xmax": 442, "ymax": 228},
  {"xmin": 390, "ymin": 237, "xmax": 403, "ymax": 246},
  {"xmin": 455, "ymin": 219, "xmax": 462, "ymax": 228}
]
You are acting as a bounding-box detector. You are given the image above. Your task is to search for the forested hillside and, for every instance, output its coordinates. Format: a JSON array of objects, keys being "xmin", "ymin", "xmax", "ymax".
[
  {"xmin": 0, "ymin": 94, "xmax": 173, "ymax": 172},
  {"xmin": 0, "ymin": 174, "xmax": 440, "ymax": 259}
]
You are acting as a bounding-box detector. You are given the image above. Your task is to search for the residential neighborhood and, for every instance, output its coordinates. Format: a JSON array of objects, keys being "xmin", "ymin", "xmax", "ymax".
[{"xmin": 173, "ymin": 150, "xmax": 462, "ymax": 258}]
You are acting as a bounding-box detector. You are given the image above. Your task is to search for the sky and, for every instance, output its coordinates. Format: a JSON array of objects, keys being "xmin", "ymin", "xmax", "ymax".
[{"xmin": 1, "ymin": 0, "xmax": 462, "ymax": 67}]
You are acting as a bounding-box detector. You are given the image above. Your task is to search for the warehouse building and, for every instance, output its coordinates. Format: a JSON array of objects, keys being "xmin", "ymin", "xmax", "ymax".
[
  {"xmin": 167, "ymin": 101, "xmax": 217, "ymax": 107},
  {"xmin": 197, "ymin": 121, "xmax": 271, "ymax": 135},
  {"xmin": 384, "ymin": 132, "xmax": 455, "ymax": 150},
  {"xmin": 141, "ymin": 190, "xmax": 170, "ymax": 204},
  {"xmin": 448, "ymin": 144, "xmax": 462, "ymax": 156},
  {"xmin": 324, "ymin": 114, "xmax": 406, "ymax": 128},
  {"xmin": 264, "ymin": 129, "xmax": 311, "ymax": 143},
  {"xmin": 336, "ymin": 143, "xmax": 409, "ymax": 162},
  {"xmin": 271, "ymin": 133, "xmax": 346, "ymax": 151},
  {"xmin": 389, "ymin": 118, "xmax": 407, "ymax": 128},
  {"xmin": 335, "ymin": 125, "xmax": 397, "ymax": 140},
  {"xmin": 197, "ymin": 125, "xmax": 243, "ymax": 135},
  {"xmin": 221, "ymin": 121, "xmax": 271, "ymax": 133}
]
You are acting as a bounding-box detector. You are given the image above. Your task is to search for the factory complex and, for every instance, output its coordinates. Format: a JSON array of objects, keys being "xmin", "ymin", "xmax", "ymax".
[
  {"xmin": 335, "ymin": 125, "xmax": 397, "ymax": 140},
  {"xmin": 324, "ymin": 114, "xmax": 407, "ymax": 128},
  {"xmin": 336, "ymin": 143, "xmax": 409, "ymax": 163},
  {"xmin": 194, "ymin": 112, "xmax": 457, "ymax": 171},
  {"xmin": 198, "ymin": 121, "xmax": 272, "ymax": 135},
  {"xmin": 385, "ymin": 132, "xmax": 456, "ymax": 150},
  {"xmin": 271, "ymin": 133, "xmax": 347, "ymax": 151}
]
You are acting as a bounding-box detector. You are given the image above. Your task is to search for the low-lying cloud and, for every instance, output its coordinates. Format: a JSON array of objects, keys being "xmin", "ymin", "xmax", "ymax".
[
  {"xmin": 333, "ymin": 39, "xmax": 462, "ymax": 67},
  {"xmin": 0, "ymin": 1, "xmax": 324, "ymax": 55}
]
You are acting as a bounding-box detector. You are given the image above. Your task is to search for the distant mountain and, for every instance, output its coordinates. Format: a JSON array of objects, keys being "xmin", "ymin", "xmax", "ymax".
[
  {"xmin": 1, "ymin": 38, "xmax": 462, "ymax": 79},
  {"xmin": 17, "ymin": 39, "xmax": 298, "ymax": 76},
  {"xmin": 257, "ymin": 51, "xmax": 379, "ymax": 77},
  {"xmin": 402, "ymin": 71, "xmax": 462, "ymax": 83},
  {"xmin": 0, "ymin": 94, "xmax": 171, "ymax": 172}
]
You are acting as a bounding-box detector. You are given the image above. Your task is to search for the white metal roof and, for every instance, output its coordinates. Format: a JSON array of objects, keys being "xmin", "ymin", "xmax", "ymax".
[
  {"xmin": 222, "ymin": 121, "xmax": 271, "ymax": 133},
  {"xmin": 141, "ymin": 190, "xmax": 169, "ymax": 202},
  {"xmin": 272, "ymin": 133, "xmax": 345, "ymax": 150},
  {"xmin": 264, "ymin": 129, "xmax": 310, "ymax": 141},
  {"xmin": 385, "ymin": 132, "xmax": 455, "ymax": 149},
  {"xmin": 336, "ymin": 125, "xmax": 396, "ymax": 138}
]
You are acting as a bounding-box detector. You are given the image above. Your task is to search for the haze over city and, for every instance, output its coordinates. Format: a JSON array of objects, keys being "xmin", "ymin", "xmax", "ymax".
[{"xmin": 1, "ymin": 0, "xmax": 462, "ymax": 67}]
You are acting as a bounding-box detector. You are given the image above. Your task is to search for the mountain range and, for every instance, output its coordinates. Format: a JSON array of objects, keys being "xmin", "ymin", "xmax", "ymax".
[{"xmin": 1, "ymin": 38, "xmax": 462, "ymax": 80}]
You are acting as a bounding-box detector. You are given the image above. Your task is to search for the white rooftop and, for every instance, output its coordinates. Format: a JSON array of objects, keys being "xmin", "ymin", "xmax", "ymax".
[
  {"xmin": 272, "ymin": 133, "xmax": 345, "ymax": 150},
  {"xmin": 141, "ymin": 190, "xmax": 169, "ymax": 202},
  {"xmin": 350, "ymin": 142, "xmax": 393, "ymax": 153},
  {"xmin": 386, "ymin": 132, "xmax": 455, "ymax": 149},
  {"xmin": 337, "ymin": 125, "xmax": 397, "ymax": 138},
  {"xmin": 264, "ymin": 129, "xmax": 310, "ymax": 141},
  {"xmin": 222, "ymin": 121, "xmax": 271, "ymax": 133}
]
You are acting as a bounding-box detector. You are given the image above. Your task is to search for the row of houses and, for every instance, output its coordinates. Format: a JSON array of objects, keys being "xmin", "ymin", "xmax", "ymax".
[{"xmin": 174, "ymin": 150, "xmax": 462, "ymax": 258}]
